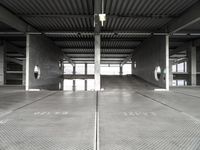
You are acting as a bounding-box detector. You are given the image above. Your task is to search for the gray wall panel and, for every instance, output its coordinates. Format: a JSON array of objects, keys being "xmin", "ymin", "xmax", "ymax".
[
  {"xmin": 132, "ymin": 36, "xmax": 168, "ymax": 88},
  {"xmin": 26, "ymin": 34, "xmax": 62, "ymax": 90}
]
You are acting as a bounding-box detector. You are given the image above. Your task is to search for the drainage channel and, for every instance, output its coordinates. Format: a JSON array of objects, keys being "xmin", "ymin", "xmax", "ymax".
[{"xmin": 94, "ymin": 91, "xmax": 99, "ymax": 150}]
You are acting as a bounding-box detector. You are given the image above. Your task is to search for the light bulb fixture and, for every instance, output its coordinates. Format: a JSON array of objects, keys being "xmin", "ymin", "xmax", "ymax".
[
  {"xmin": 99, "ymin": 13, "xmax": 106, "ymax": 26},
  {"xmin": 99, "ymin": 0, "xmax": 106, "ymax": 26}
]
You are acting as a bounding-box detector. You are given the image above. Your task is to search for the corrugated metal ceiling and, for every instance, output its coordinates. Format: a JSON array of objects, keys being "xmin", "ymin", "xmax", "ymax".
[
  {"xmin": 1, "ymin": 0, "xmax": 93, "ymax": 15},
  {"xmin": 0, "ymin": 0, "xmax": 198, "ymax": 32},
  {"xmin": 0, "ymin": 0, "xmax": 200, "ymax": 63},
  {"xmin": 105, "ymin": 0, "xmax": 197, "ymax": 16}
]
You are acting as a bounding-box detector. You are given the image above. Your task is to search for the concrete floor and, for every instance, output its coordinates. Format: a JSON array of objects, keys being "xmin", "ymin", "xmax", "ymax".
[
  {"xmin": 0, "ymin": 76, "xmax": 200, "ymax": 149},
  {"xmin": 100, "ymin": 76, "xmax": 200, "ymax": 149}
]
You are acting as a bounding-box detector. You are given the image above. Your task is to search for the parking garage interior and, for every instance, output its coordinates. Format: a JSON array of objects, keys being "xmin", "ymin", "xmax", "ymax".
[{"xmin": 1, "ymin": 0, "xmax": 200, "ymax": 149}]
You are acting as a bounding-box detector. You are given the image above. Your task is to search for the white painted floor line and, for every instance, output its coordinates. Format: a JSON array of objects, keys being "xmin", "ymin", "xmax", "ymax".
[
  {"xmin": 0, "ymin": 111, "xmax": 12, "ymax": 118},
  {"xmin": 154, "ymin": 88, "xmax": 169, "ymax": 92},
  {"xmin": 97, "ymin": 112, "xmax": 100, "ymax": 150},
  {"xmin": 94, "ymin": 111, "xmax": 97, "ymax": 150},
  {"xmin": 182, "ymin": 112, "xmax": 200, "ymax": 124},
  {"xmin": 94, "ymin": 112, "xmax": 100, "ymax": 150}
]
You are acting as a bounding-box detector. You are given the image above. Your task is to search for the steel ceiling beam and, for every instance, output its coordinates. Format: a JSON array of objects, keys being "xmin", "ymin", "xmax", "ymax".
[
  {"xmin": 64, "ymin": 60, "xmax": 125, "ymax": 64},
  {"xmin": 1, "ymin": 32, "xmax": 200, "ymax": 36},
  {"xmin": 66, "ymin": 53, "xmax": 129, "ymax": 58},
  {"xmin": 0, "ymin": 6, "xmax": 36, "ymax": 32},
  {"xmin": 65, "ymin": 53, "xmax": 130, "ymax": 55},
  {"xmin": 62, "ymin": 48, "xmax": 134, "ymax": 50},
  {"xmin": 19, "ymin": 14, "xmax": 175, "ymax": 19},
  {"xmin": 71, "ymin": 58, "xmax": 124, "ymax": 61},
  {"xmin": 164, "ymin": 1, "xmax": 200, "ymax": 33},
  {"xmin": 51, "ymin": 38, "xmax": 143, "ymax": 42}
]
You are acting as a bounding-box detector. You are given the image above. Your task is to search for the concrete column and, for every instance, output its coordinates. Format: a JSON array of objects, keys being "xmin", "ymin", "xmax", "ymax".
[
  {"xmin": 196, "ymin": 47, "xmax": 200, "ymax": 85},
  {"xmin": 85, "ymin": 63, "xmax": 87, "ymax": 91},
  {"xmin": 120, "ymin": 65, "xmax": 123, "ymax": 76},
  {"xmin": 0, "ymin": 45, "xmax": 5, "ymax": 85},
  {"xmin": 25, "ymin": 34, "xmax": 30, "ymax": 90},
  {"xmin": 22, "ymin": 60, "xmax": 26, "ymax": 86},
  {"xmin": 165, "ymin": 35, "xmax": 170, "ymax": 90},
  {"xmin": 72, "ymin": 65, "xmax": 76, "ymax": 91},
  {"xmin": 191, "ymin": 47, "xmax": 197, "ymax": 86},
  {"xmin": 187, "ymin": 46, "xmax": 197, "ymax": 86},
  {"xmin": 94, "ymin": 34, "xmax": 101, "ymax": 91},
  {"xmin": 169, "ymin": 60, "xmax": 173, "ymax": 86}
]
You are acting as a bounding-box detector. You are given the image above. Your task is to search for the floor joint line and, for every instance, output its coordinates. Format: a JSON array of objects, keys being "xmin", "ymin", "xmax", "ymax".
[
  {"xmin": 0, "ymin": 91, "xmax": 58, "ymax": 119},
  {"xmin": 94, "ymin": 91, "xmax": 99, "ymax": 150}
]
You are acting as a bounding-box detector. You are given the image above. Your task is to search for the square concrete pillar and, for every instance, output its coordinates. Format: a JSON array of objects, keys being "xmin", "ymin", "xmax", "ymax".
[
  {"xmin": 72, "ymin": 65, "xmax": 76, "ymax": 91},
  {"xmin": 22, "ymin": 60, "xmax": 26, "ymax": 86},
  {"xmin": 187, "ymin": 46, "xmax": 197, "ymax": 86},
  {"xmin": 85, "ymin": 63, "xmax": 87, "ymax": 91},
  {"xmin": 94, "ymin": 34, "xmax": 101, "ymax": 91},
  {"xmin": 169, "ymin": 60, "xmax": 173, "ymax": 86},
  {"xmin": 0, "ymin": 45, "xmax": 6, "ymax": 85},
  {"xmin": 191, "ymin": 47, "xmax": 197, "ymax": 86},
  {"xmin": 120, "ymin": 65, "xmax": 123, "ymax": 76}
]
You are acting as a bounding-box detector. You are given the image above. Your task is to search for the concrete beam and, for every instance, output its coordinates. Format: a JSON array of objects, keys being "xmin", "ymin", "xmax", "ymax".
[
  {"xmin": 170, "ymin": 42, "xmax": 192, "ymax": 56},
  {"xmin": 0, "ymin": 5, "xmax": 36, "ymax": 32},
  {"xmin": 6, "ymin": 57, "xmax": 23, "ymax": 65},
  {"xmin": 165, "ymin": 1, "xmax": 200, "ymax": 33},
  {"xmin": 64, "ymin": 74, "xmax": 94, "ymax": 79},
  {"xmin": 120, "ymin": 55, "xmax": 133, "ymax": 66},
  {"xmin": 4, "ymin": 42, "xmax": 25, "ymax": 55},
  {"xmin": 171, "ymin": 58, "xmax": 188, "ymax": 65},
  {"xmin": 63, "ymin": 54, "xmax": 75, "ymax": 66}
]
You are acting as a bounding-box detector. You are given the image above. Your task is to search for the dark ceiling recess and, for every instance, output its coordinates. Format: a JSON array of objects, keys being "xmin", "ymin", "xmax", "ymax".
[{"xmin": 0, "ymin": 0, "xmax": 200, "ymax": 64}]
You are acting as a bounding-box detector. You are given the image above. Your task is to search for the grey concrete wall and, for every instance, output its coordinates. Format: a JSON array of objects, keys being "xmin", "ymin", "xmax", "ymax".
[
  {"xmin": 26, "ymin": 34, "xmax": 63, "ymax": 90},
  {"xmin": 132, "ymin": 36, "xmax": 168, "ymax": 88},
  {"xmin": 0, "ymin": 45, "xmax": 5, "ymax": 85}
]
